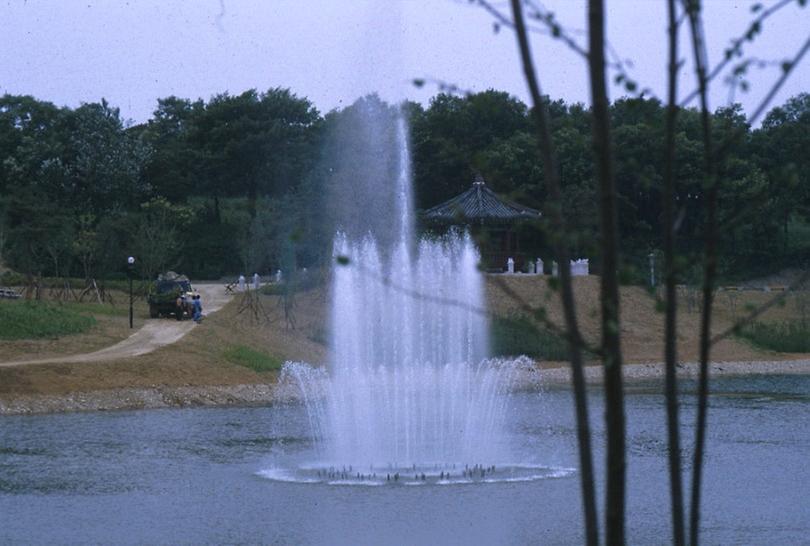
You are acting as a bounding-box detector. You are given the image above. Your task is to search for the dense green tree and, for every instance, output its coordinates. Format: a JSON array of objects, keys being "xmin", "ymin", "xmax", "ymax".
[
  {"xmin": 61, "ymin": 100, "xmax": 152, "ymax": 213},
  {"xmin": 140, "ymin": 96, "xmax": 204, "ymax": 203},
  {"xmin": 131, "ymin": 197, "xmax": 193, "ymax": 280},
  {"xmin": 0, "ymin": 95, "xmax": 69, "ymax": 201},
  {"xmin": 1, "ymin": 183, "xmax": 71, "ymax": 279},
  {"xmin": 411, "ymin": 90, "xmax": 530, "ymax": 208},
  {"xmin": 188, "ymin": 88, "xmax": 320, "ymax": 218},
  {"xmin": 318, "ymin": 94, "xmax": 404, "ymax": 249},
  {"xmin": 755, "ymin": 94, "xmax": 810, "ymax": 247},
  {"xmin": 1, "ymin": 89, "xmax": 808, "ymax": 281}
]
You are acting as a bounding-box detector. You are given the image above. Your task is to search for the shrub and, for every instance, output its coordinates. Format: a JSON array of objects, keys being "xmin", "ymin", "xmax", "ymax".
[
  {"xmin": 490, "ymin": 314, "xmax": 569, "ymax": 361},
  {"xmin": 222, "ymin": 345, "xmax": 284, "ymax": 373}
]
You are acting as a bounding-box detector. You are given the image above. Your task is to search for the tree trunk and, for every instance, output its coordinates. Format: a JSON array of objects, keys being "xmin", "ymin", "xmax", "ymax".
[
  {"xmin": 663, "ymin": 1, "xmax": 685, "ymax": 544},
  {"xmin": 509, "ymin": 2, "xmax": 599, "ymax": 544},
  {"xmin": 587, "ymin": 1, "xmax": 626, "ymax": 544},
  {"xmin": 684, "ymin": 2, "xmax": 718, "ymax": 544}
]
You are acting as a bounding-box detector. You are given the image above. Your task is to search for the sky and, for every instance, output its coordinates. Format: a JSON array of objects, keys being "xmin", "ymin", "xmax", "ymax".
[{"xmin": 2, "ymin": 0, "xmax": 808, "ymax": 124}]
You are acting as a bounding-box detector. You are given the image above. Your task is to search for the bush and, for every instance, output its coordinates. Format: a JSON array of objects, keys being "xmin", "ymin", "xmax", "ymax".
[
  {"xmin": 222, "ymin": 345, "xmax": 284, "ymax": 373},
  {"xmin": 490, "ymin": 314, "xmax": 569, "ymax": 361},
  {"xmin": 737, "ymin": 320, "xmax": 810, "ymax": 353},
  {"xmin": 0, "ymin": 300, "xmax": 96, "ymax": 340}
]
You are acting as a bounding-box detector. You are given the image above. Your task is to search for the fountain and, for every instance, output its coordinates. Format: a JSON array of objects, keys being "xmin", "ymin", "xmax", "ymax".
[{"xmin": 271, "ymin": 104, "xmax": 556, "ymax": 485}]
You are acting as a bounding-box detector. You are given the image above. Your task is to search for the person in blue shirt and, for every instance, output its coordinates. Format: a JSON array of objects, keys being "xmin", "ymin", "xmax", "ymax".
[{"xmin": 192, "ymin": 294, "xmax": 203, "ymax": 323}]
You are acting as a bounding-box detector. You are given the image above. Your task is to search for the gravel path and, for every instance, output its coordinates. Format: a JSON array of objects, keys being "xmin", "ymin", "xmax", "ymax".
[{"xmin": 0, "ymin": 284, "xmax": 232, "ymax": 367}]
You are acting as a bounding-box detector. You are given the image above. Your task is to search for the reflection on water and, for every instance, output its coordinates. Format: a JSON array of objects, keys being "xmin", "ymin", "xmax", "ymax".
[{"xmin": 0, "ymin": 375, "xmax": 809, "ymax": 545}]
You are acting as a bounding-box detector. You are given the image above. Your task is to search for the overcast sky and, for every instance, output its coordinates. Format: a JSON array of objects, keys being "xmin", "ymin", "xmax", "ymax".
[{"xmin": 2, "ymin": 0, "xmax": 808, "ymax": 124}]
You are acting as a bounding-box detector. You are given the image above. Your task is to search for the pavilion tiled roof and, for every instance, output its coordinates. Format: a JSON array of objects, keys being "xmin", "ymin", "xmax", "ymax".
[{"xmin": 422, "ymin": 174, "xmax": 541, "ymax": 224}]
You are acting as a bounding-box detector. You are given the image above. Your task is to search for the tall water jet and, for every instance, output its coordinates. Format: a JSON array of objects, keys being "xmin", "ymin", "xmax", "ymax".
[{"xmin": 283, "ymin": 102, "xmax": 522, "ymax": 477}]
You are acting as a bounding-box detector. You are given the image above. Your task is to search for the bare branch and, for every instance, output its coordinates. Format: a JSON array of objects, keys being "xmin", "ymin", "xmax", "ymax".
[
  {"xmin": 680, "ymin": 0, "xmax": 796, "ymax": 107},
  {"xmin": 523, "ymin": 0, "xmax": 588, "ymax": 58},
  {"xmin": 663, "ymin": 0, "xmax": 686, "ymax": 543},
  {"xmin": 684, "ymin": 1, "xmax": 718, "ymax": 543},
  {"xmin": 747, "ymin": 34, "xmax": 810, "ymax": 124},
  {"xmin": 472, "ymin": 0, "xmax": 654, "ymax": 99},
  {"xmin": 587, "ymin": 1, "xmax": 626, "ymax": 543},
  {"xmin": 461, "ymin": 0, "xmax": 551, "ymax": 35},
  {"xmin": 410, "ymin": 76, "xmax": 473, "ymax": 96},
  {"xmin": 710, "ymin": 271, "xmax": 810, "ymax": 345}
]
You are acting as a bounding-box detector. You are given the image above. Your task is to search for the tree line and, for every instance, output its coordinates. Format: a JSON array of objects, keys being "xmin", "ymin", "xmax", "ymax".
[{"xmin": 1, "ymin": 88, "xmax": 807, "ymax": 284}]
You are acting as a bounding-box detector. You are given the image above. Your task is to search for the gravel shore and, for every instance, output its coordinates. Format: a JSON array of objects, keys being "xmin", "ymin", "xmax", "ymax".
[
  {"xmin": 537, "ymin": 358, "xmax": 810, "ymax": 385},
  {"xmin": 0, "ymin": 384, "xmax": 278, "ymax": 415},
  {"xmin": 1, "ymin": 359, "xmax": 808, "ymax": 415}
]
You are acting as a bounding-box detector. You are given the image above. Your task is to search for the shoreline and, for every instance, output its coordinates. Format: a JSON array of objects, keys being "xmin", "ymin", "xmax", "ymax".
[
  {"xmin": 535, "ymin": 358, "xmax": 810, "ymax": 385},
  {"xmin": 1, "ymin": 359, "xmax": 808, "ymax": 416}
]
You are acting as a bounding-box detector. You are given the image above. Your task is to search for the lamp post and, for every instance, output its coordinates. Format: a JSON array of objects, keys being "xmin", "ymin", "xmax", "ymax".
[{"xmin": 127, "ymin": 256, "xmax": 135, "ymax": 329}]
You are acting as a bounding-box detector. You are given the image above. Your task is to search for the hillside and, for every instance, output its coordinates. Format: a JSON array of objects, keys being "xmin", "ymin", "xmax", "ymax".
[{"xmin": 1, "ymin": 274, "xmax": 807, "ymax": 412}]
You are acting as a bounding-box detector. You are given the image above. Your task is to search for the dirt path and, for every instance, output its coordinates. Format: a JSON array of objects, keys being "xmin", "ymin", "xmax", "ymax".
[{"xmin": 0, "ymin": 284, "xmax": 232, "ymax": 367}]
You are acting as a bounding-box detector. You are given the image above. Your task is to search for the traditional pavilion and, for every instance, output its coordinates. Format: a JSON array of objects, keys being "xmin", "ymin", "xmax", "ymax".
[{"xmin": 422, "ymin": 173, "xmax": 541, "ymax": 271}]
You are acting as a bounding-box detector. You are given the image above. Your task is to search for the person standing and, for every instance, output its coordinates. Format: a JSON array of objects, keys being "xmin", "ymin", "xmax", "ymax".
[{"xmin": 192, "ymin": 294, "xmax": 203, "ymax": 323}]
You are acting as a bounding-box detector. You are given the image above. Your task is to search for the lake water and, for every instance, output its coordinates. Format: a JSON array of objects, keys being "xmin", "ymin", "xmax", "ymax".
[{"xmin": 1, "ymin": 375, "xmax": 808, "ymax": 545}]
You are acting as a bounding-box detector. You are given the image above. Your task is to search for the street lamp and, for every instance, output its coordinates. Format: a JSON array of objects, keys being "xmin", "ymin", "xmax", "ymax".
[{"xmin": 127, "ymin": 256, "xmax": 135, "ymax": 329}]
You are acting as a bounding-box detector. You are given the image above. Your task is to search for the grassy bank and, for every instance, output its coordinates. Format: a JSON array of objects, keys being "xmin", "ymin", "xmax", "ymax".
[
  {"xmin": 491, "ymin": 314, "xmax": 569, "ymax": 361},
  {"xmin": 0, "ymin": 300, "xmax": 97, "ymax": 340},
  {"xmin": 222, "ymin": 344, "xmax": 284, "ymax": 373},
  {"xmin": 738, "ymin": 320, "xmax": 810, "ymax": 353}
]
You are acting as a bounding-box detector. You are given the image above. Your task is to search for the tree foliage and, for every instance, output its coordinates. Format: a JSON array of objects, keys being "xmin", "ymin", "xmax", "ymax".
[{"xmin": 1, "ymin": 89, "xmax": 809, "ymax": 283}]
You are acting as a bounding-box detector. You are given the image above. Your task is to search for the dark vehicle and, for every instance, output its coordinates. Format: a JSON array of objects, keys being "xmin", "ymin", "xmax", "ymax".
[{"xmin": 147, "ymin": 272, "xmax": 195, "ymax": 319}]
